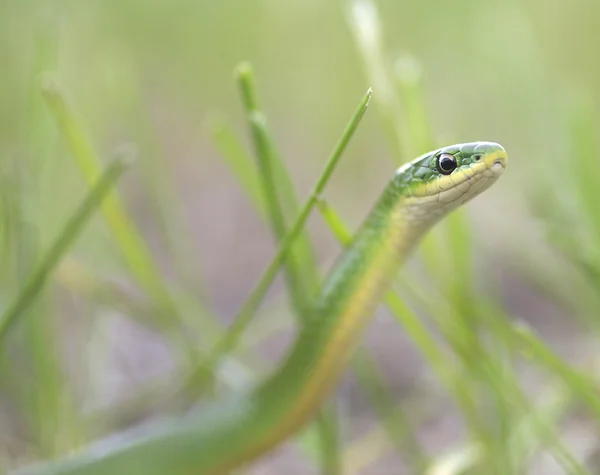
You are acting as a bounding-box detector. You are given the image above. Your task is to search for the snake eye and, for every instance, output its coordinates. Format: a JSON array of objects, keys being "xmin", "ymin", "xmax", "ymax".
[{"xmin": 436, "ymin": 153, "xmax": 457, "ymax": 175}]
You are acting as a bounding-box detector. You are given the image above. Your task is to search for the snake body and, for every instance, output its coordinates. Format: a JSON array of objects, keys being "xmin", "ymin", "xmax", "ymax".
[{"xmin": 15, "ymin": 142, "xmax": 507, "ymax": 475}]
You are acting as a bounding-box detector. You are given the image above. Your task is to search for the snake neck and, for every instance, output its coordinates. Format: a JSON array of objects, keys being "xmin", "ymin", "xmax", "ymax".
[{"xmin": 242, "ymin": 181, "xmax": 432, "ymax": 457}]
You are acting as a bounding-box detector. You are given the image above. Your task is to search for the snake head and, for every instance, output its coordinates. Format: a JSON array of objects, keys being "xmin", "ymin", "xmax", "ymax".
[
  {"xmin": 394, "ymin": 141, "xmax": 508, "ymax": 217},
  {"xmin": 434, "ymin": 141, "xmax": 508, "ymax": 175}
]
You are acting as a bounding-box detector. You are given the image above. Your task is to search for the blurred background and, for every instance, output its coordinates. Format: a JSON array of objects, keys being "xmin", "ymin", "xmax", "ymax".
[{"xmin": 2, "ymin": 0, "xmax": 600, "ymax": 474}]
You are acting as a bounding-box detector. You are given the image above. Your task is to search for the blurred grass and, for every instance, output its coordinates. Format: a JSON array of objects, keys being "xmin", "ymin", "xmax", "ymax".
[{"xmin": 2, "ymin": 0, "xmax": 600, "ymax": 474}]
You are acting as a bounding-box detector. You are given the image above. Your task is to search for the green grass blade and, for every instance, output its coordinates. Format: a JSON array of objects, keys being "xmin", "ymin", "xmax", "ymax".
[
  {"xmin": 0, "ymin": 152, "xmax": 132, "ymax": 344},
  {"xmin": 187, "ymin": 86, "xmax": 372, "ymax": 379},
  {"xmin": 347, "ymin": 0, "xmax": 406, "ymax": 162},
  {"xmin": 235, "ymin": 62, "xmax": 315, "ymax": 319},
  {"xmin": 311, "ymin": 406, "xmax": 343, "ymax": 475},
  {"xmin": 211, "ymin": 119, "xmax": 266, "ymax": 217},
  {"xmin": 394, "ymin": 56, "xmax": 436, "ymax": 157},
  {"xmin": 41, "ymin": 77, "xmax": 192, "ymax": 348},
  {"xmin": 17, "ymin": 8, "xmax": 76, "ymax": 457},
  {"xmin": 236, "ymin": 62, "xmax": 342, "ymax": 474},
  {"xmin": 211, "ymin": 116, "xmax": 319, "ymax": 299},
  {"xmin": 569, "ymin": 97, "xmax": 600, "ymax": 246},
  {"xmin": 233, "ymin": 65, "xmax": 316, "ymax": 235}
]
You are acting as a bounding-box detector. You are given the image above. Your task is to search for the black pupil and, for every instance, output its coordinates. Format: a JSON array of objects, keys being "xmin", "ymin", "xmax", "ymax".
[{"xmin": 439, "ymin": 155, "xmax": 456, "ymax": 172}]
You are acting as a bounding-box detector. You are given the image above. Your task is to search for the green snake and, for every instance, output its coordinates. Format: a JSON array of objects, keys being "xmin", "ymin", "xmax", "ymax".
[{"xmin": 15, "ymin": 141, "xmax": 507, "ymax": 475}]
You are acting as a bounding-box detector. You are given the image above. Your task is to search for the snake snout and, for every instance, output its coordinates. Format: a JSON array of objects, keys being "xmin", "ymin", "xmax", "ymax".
[
  {"xmin": 490, "ymin": 155, "xmax": 507, "ymax": 175},
  {"xmin": 483, "ymin": 145, "xmax": 508, "ymax": 174},
  {"xmin": 494, "ymin": 153, "xmax": 508, "ymax": 168}
]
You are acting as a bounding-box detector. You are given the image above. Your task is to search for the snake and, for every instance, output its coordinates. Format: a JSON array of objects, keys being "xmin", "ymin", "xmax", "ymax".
[{"xmin": 14, "ymin": 141, "xmax": 507, "ymax": 475}]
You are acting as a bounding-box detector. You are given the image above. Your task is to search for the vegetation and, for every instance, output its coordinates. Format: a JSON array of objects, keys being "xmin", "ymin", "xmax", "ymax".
[{"xmin": 1, "ymin": 0, "xmax": 600, "ymax": 473}]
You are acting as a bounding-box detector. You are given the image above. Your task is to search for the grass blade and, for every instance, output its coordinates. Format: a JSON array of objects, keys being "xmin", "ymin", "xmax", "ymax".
[
  {"xmin": 183, "ymin": 86, "xmax": 372, "ymax": 387},
  {"xmin": 0, "ymin": 151, "xmax": 132, "ymax": 344},
  {"xmin": 17, "ymin": 8, "xmax": 75, "ymax": 457},
  {"xmin": 41, "ymin": 77, "xmax": 193, "ymax": 351},
  {"xmin": 394, "ymin": 56, "xmax": 435, "ymax": 157},
  {"xmin": 347, "ymin": 0, "xmax": 406, "ymax": 161},
  {"xmin": 236, "ymin": 62, "xmax": 342, "ymax": 473},
  {"xmin": 235, "ymin": 62, "xmax": 316, "ymax": 320},
  {"xmin": 211, "ymin": 120, "xmax": 266, "ymax": 217}
]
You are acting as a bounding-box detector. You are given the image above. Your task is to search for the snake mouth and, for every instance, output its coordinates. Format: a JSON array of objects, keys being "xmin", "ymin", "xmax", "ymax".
[
  {"xmin": 492, "ymin": 159, "xmax": 506, "ymax": 174},
  {"xmin": 486, "ymin": 150, "xmax": 508, "ymax": 175}
]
